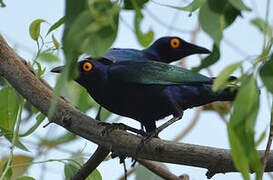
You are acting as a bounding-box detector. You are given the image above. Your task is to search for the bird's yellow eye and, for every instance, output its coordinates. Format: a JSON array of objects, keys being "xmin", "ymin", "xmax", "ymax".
[
  {"xmin": 170, "ymin": 38, "xmax": 180, "ymax": 48},
  {"xmin": 82, "ymin": 62, "xmax": 93, "ymax": 72}
]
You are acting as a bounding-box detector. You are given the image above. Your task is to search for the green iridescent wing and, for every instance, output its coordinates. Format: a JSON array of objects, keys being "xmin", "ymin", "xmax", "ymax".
[{"xmin": 109, "ymin": 61, "xmax": 213, "ymax": 85}]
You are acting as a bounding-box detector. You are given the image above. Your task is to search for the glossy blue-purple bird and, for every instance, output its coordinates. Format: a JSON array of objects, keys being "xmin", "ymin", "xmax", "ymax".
[
  {"xmin": 103, "ymin": 36, "xmax": 210, "ymax": 64},
  {"xmin": 51, "ymin": 58, "xmax": 237, "ymax": 134},
  {"xmin": 96, "ymin": 36, "xmax": 211, "ymax": 120}
]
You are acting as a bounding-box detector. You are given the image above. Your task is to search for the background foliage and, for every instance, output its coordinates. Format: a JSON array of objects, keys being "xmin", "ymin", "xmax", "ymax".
[{"xmin": 0, "ymin": 0, "xmax": 272, "ymax": 179}]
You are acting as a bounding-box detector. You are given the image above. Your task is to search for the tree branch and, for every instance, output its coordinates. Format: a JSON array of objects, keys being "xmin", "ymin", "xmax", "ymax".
[
  {"xmin": 70, "ymin": 146, "xmax": 110, "ymax": 180},
  {"xmin": 1, "ymin": 34, "xmax": 273, "ymax": 179},
  {"xmin": 138, "ymin": 159, "xmax": 188, "ymax": 180}
]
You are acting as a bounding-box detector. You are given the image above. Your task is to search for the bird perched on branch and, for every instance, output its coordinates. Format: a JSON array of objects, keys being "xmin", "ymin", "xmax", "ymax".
[
  {"xmin": 96, "ymin": 36, "xmax": 211, "ymax": 120},
  {"xmin": 51, "ymin": 58, "xmax": 237, "ymax": 136},
  {"xmin": 103, "ymin": 36, "xmax": 211, "ymax": 64}
]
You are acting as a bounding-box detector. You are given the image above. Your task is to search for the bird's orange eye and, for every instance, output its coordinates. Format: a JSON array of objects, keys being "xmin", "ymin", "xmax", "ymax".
[
  {"xmin": 170, "ymin": 38, "xmax": 180, "ymax": 48},
  {"xmin": 82, "ymin": 62, "xmax": 93, "ymax": 72}
]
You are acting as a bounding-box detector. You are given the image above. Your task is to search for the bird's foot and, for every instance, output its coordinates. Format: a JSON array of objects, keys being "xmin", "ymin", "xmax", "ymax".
[
  {"xmin": 99, "ymin": 122, "xmax": 147, "ymax": 136},
  {"xmin": 136, "ymin": 130, "xmax": 159, "ymax": 153}
]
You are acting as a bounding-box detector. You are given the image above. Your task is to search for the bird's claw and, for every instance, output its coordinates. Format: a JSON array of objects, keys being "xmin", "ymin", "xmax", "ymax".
[{"xmin": 136, "ymin": 130, "xmax": 159, "ymax": 154}]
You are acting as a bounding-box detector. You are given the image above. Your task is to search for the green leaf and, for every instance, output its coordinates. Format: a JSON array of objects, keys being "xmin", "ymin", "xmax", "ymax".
[
  {"xmin": 228, "ymin": 0, "xmax": 251, "ymax": 11},
  {"xmin": 255, "ymin": 130, "xmax": 266, "ymax": 147},
  {"xmin": 123, "ymin": 0, "xmax": 148, "ymax": 9},
  {"xmin": 32, "ymin": 106, "xmax": 40, "ymax": 114},
  {"xmin": 63, "ymin": 1, "xmax": 120, "ymax": 58},
  {"xmin": 64, "ymin": 163, "xmax": 79, "ymax": 180},
  {"xmin": 52, "ymin": 34, "xmax": 61, "ymax": 50},
  {"xmin": 228, "ymin": 125, "xmax": 250, "ymax": 180},
  {"xmin": 0, "ymin": 155, "xmax": 33, "ymax": 179},
  {"xmin": 38, "ymin": 52, "xmax": 59, "ymax": 62},
  {"xmin": 229, "ymin": 76, "xmax": 262, "ymax": 179},
  {"xmin": 5, "ymin": 135, "xmax": 30, "ymax": 152},
  {"xmin": 14, "ymin": 139, "xmax": 29, "ymax": 151},
  {"xmin": 154, "ymin": 0, "xmax": 205, "ymax": 16},
  {"xmin": 134, "ymin": 10, "xmax": 154, "ymax": 47},
  {"xmin": 63, "ymin": 0, "xmax": 88, "ymax": 40},
  {"xmin": 67, "ymin": 83, "xmax": 94, "ymax": 113},
  {"xmin": 192, "ymin": 44, "xmax": 220, "ymax": 72},
  {"xmin": 213, "ymin": 62, "xmax": 242, "ymax": 91},
  {"xmin": 10, "ymin": 155, "xmax": 33, "ymax": 177},
  {"xmin": 29, "ymin": 19, "xmax": 46, "ymax": 41},
  {"xmin": 47, "ymin": 16, "xmax": 65, "ymax": 35},
  {"xmin": 260, "ymin": 54, "xmax": 273, "ymax": 93},
  {"xmin": 19, "ymin": 113, "xmax": 46, "ymax": 137},
  {"xmin": 251, "ymin": 18, "xmax": 273, "ymax": 37},
  {"xmin": 64, "ymin": 163, "xmax": 102, "ymax": 180},
  {"xmin": 86, "ymin": 169, "xmax": 102, "ymax": 180},
  {"xmin": 1, "ymin": 161, "xmax": 12, "ymax": 180},
  {"xmin": 99, "ymin": 108, "xmax": 112, "ymax": 122},
  {"xmin": 47, "ymin": 63, "xmax": 71, "ymax": 122},
  {"xmin": 0, "ymin": 0, "xmax": 6, "ymax": 7},
  {"xmin": 0, "ymin": 86, "xmax": 19, "ymax": 133},
  {"xmin": 15, "ymin": 176, "xmax": 35, "ymax": 180},
  {"xmin": 61, "ymin": 0, "xmax": 89, "ymax": 82},
  {"xmin": 33, "ymin": 61, "xmax": 46, "ymax": 78},
  {"xmin": 199, "ymin": 0, "xmax": 224, "ymax": 46},
  {"xmin": 135, "ymin": 164, "xmax": 166, "ymax": 180},
  {"xmin": 199, "ymin": 0, "xmax": 241, "ymax": 46},
  {"xmin": 222, "ymin": 3, "xmax": 241, "ymax": 28}
]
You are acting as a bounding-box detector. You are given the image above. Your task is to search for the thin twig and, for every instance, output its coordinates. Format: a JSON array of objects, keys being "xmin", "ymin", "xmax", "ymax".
[
  {"xmin": 138, "ymin": 159, "xmax": 184, "ymax": 180},
  {"xmin": 262, "ymin": 101, "xmax": 273, "ymax": 176},
  {"xmin": 118, "ymin": 166, "xmax": 136, "ymax": 180},
  {"xmin": 69, "ymin": 146, "xmax": 110, "ymax": 180}
]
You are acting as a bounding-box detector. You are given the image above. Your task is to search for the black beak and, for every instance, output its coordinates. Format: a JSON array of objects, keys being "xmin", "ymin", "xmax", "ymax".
[
  {"xmin": 51, "ymin": 66, "xmax": 64, "ymax": 73},
  {"xmin": 187, "ymin": 42, "xmax": 211, "ymax": 54}
]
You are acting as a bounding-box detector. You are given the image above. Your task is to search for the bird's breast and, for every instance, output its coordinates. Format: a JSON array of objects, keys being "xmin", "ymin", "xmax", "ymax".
[{"xmin": 86, "ymin": 81, "xmax": 173, "ymax": 121}]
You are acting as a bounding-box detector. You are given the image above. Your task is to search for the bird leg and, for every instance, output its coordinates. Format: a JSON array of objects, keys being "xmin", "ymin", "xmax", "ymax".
[
  {"xmin": 99, "ymin": 122, "xmax": 147, "ymax": 136},
  {"xmin": 95, "ymin": 106, "xmax": 102, "ymax": 121},
  {"xmin": 137, "ymin": 111, "xmax": 184, "ymax": 153},
  {"xmin": 154, "ymin": 111, "xmax": 184, "ymax": 136}
]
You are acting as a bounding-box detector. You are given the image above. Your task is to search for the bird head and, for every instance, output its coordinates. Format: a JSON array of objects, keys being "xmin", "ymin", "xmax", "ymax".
[
  {"xmin": 144, "ymin": 36, "xmax": 211, "ymax": 63},
  {"xmin": 51, "ymin": 58, "xmax": 107, "ymax": 88}
]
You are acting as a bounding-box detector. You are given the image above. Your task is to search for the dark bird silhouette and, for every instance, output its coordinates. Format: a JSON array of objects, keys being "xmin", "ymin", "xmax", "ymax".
[
  {"xmin": 51, "ymin": 58, "xmax": 237, "ymax": 135},
  {"xmin": 103, "ymin": 36, "xmax": 211, "ymax": 64}
]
